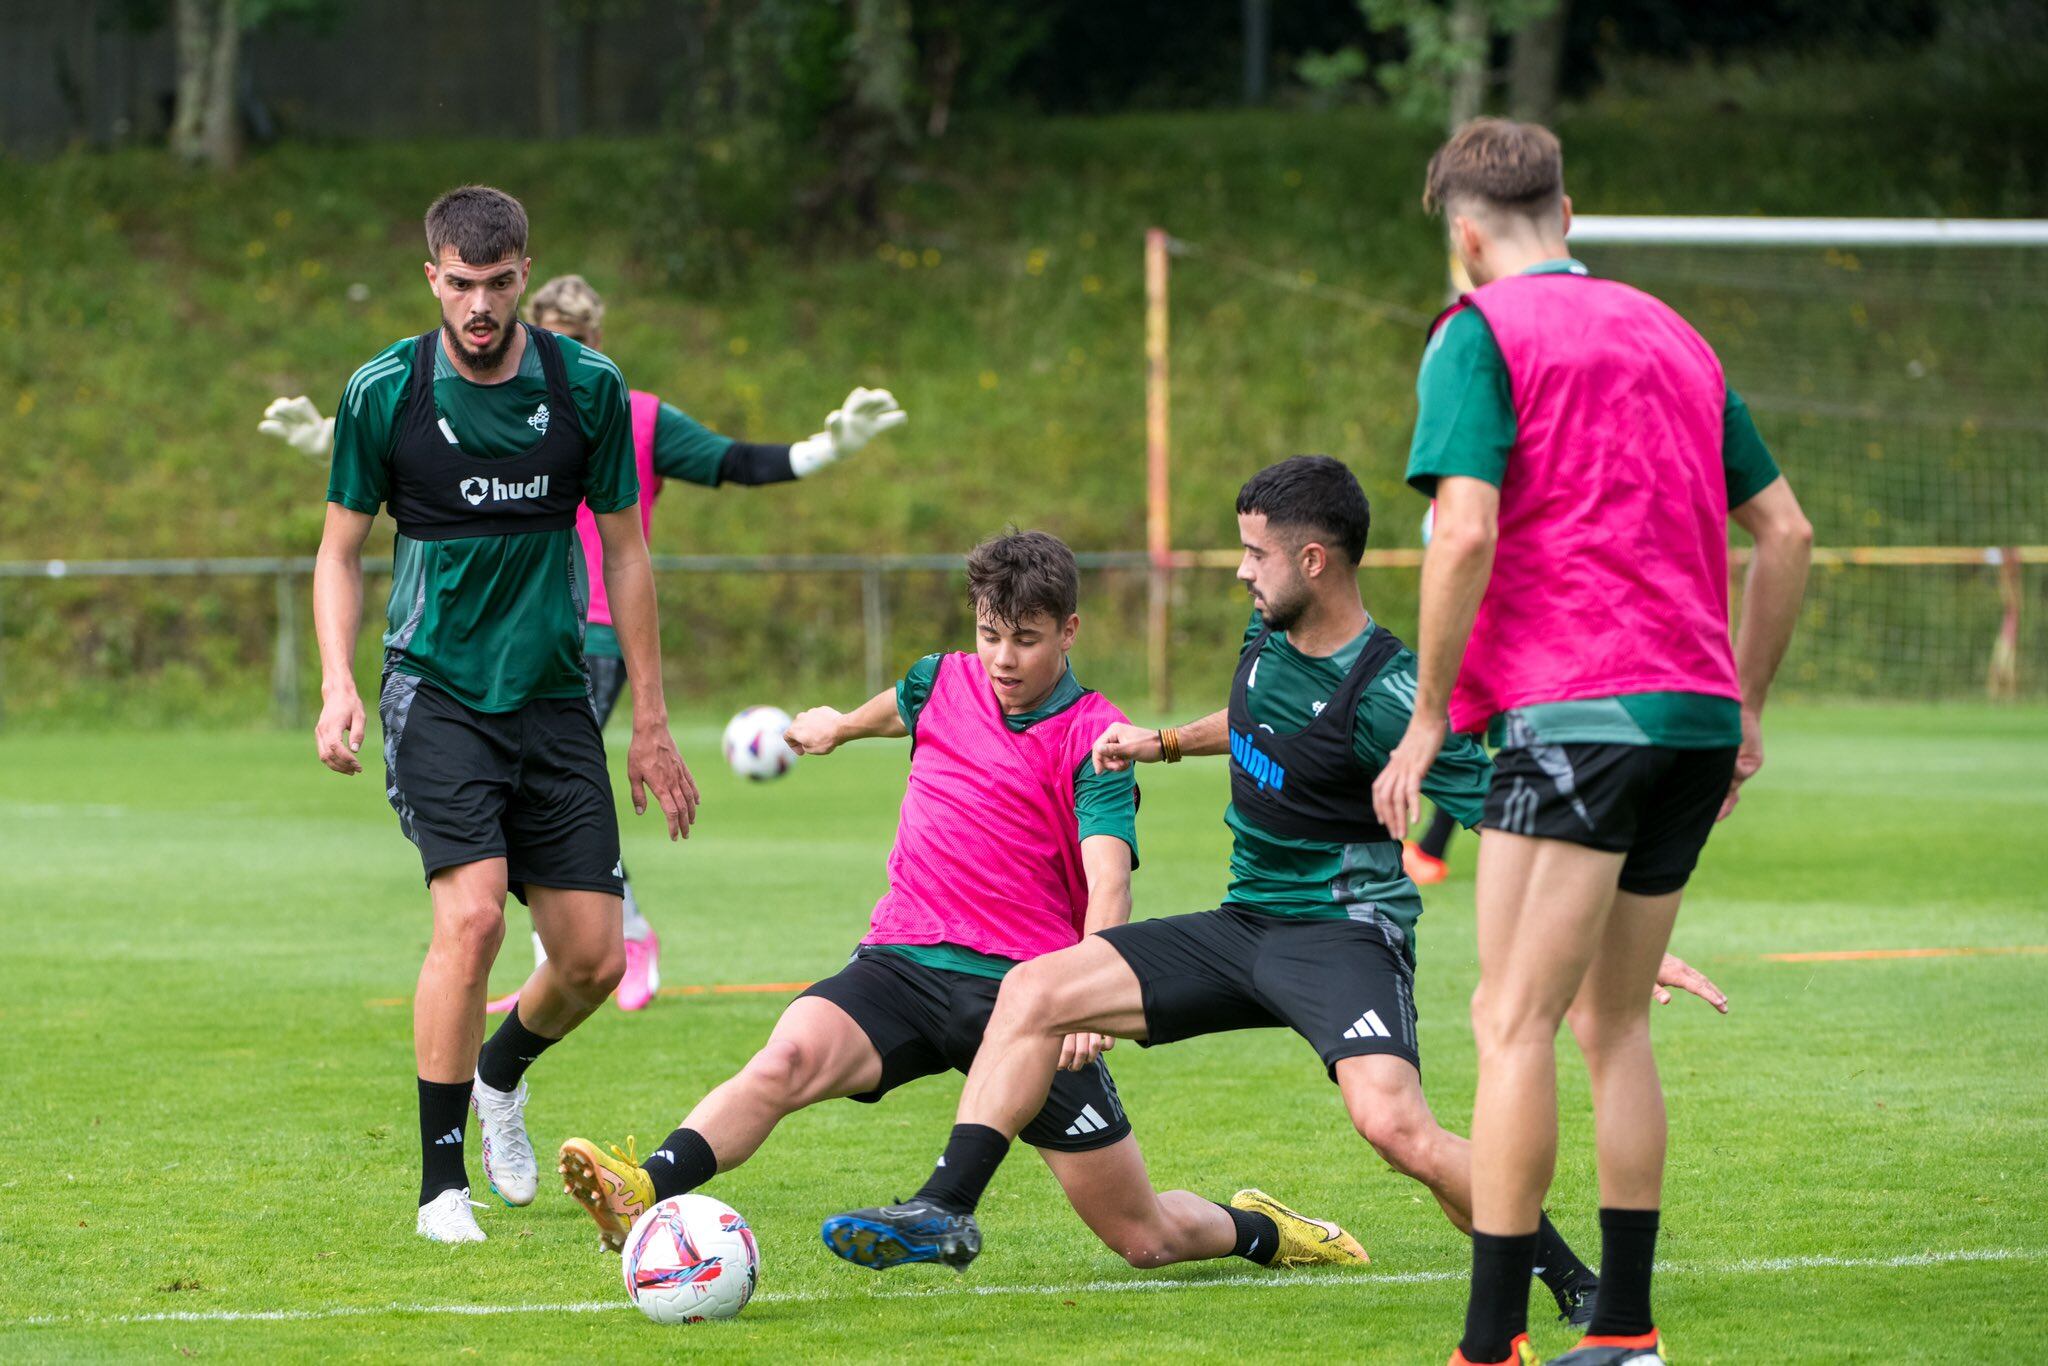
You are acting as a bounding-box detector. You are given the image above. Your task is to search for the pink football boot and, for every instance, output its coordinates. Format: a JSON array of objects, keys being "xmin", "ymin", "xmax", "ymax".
[{"xmin": 617, "ymin": 929, "xmax": 661, "ymax": 1012}]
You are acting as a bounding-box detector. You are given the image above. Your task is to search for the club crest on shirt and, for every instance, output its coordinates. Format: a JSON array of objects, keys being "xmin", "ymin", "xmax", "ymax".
[{"xmin": 528, "ymin": 402, "xmax": 551, "ymax": 435}]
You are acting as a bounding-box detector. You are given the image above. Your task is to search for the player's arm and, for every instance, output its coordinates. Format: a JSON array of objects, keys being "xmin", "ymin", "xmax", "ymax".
[
  {"xmin": 1372, "ymin": 473, "xmax": 1499, "ymax": 838},
  {"xmin": 783, "ymin": 688, "xmax": 908, "ymax": 756},
  {"xmin": 1090, "ymin": 707, "xmax": 1227, "ymax": 772},
  {"xmin": 595, "ymin": 507, "xmax": 700, "ymax": 840},
  {"xmin": 312, "ymin": 503, "xmax": 374, "ymax": 775},
  {"xmin": 655, "ymin": 389, "xmax": 906, "ymax": 488},
  {"xmin": 1722, "ymin": 475, "xmax": 1813, "ymax": 819},
  {"xmin": 1059, "ymin": 833, "xmax": 1133, "ymax": 1070}
]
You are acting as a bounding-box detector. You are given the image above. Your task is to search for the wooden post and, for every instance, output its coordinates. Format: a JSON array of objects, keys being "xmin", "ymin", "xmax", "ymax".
[{"xmin": 1145, "ymin": 228, "xmax": 1172, "ymax": 715}]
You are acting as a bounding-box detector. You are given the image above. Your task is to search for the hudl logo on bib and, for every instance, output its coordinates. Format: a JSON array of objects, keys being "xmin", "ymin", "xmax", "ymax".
[{"xmin": 457, "ymin": 474, "xmax": 551, "ymax": 506}]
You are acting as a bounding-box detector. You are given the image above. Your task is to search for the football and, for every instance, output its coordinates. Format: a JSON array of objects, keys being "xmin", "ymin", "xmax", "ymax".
[
  {"xmin": 621, "ymin": 1194, "xmax": 760, "ymax": 1324},
  {"xmin": 722, "ymin": 706, "xmax": 797, "ymax": 782}
]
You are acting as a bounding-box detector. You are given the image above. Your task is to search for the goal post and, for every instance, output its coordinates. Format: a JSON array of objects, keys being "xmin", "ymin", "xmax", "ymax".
[{"xmin": 1562, "ymin": 215, "xmax": 2048, "ymax": 699}]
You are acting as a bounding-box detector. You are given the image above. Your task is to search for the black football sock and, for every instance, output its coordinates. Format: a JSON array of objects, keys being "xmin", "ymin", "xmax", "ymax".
[
  {"xmin": 1420, "ymin": 806, "xmax": 1458, "ymax": 860},
  {"xmin": 642, "ymin": 1126, "xmax": 719, "ymax": 1203},
  {"xmin": 1586, "ymin": 1207, "xmax": 1660, "ymax": 1337},
  {"xmin": 1460, "ymin": 1229, "xmax": 1538, "ymax": 1363},
  {"xmin": 1534, "ymin": 1210, "xmax": 1597, "ymax": 1299},
  {"xmin": 418, "ymin": 1077, "xmax": 473, "ymax": 1204},
  {"xmin": 476, "ymin": 1003, "xmax": 559, "ymax": 1093},
  {"xmin": 1216, "ymin": 1202, "xmax": 1281, "ymax": 1265},
  {"xmin": 911, "ymin": 1123, "xmax": 1011, "ymax": 1215}
]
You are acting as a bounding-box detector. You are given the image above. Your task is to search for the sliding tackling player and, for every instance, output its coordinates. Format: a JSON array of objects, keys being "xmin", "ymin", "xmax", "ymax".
[{"xmin": 556, "ymin": 530, "xmax": 1367, "ymax": 1274}]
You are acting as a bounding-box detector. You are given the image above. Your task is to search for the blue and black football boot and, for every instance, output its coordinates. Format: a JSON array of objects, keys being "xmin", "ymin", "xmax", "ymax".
[{"xmin": 820, "ymin": 1198, "xmax": 982, "ymax": 1270}]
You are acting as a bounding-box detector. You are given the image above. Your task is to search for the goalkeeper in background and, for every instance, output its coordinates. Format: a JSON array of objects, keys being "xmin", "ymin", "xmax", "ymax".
[{"xmin": 262, "ymin": 273, "xmax": 906, "ymax": 1013}]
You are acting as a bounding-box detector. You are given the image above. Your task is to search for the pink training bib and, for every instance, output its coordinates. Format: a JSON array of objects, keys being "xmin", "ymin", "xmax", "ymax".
[
  {"xmin": 864, "ymin": 653, "xmax": 1130, "ymax": 962},
  {"xmin": 1439, "ymin": 272, "xmax": 1741, "ymax": 734},
  {"xmin": 577, "ymin": 389, "xmax": 663, "ymax": 629}
]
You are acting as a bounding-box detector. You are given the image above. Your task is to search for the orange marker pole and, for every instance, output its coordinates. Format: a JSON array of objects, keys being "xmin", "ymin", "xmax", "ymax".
[{"xmin": 1146, "ymin": 227, "xmax": 1173, "ymax": 714}]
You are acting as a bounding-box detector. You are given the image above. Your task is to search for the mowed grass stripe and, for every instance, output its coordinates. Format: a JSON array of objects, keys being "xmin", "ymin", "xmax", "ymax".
[{"xmin": 23, "ymin": 1245, "xmax": 2046, "ymax": 1327}]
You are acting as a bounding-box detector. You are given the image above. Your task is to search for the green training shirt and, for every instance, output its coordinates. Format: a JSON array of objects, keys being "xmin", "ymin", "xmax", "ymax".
[
  {"xmin": 1224, "ymin": 611, "xmax": 1491, "ymax": 962},
  {"xmin": 874, "ymin": 653, "xmax": 1138, "ymax": 981},
  {"xmin": 327, "ymin": 327, "xmax": 637, "ymax": 713},
  {"xmin": 1403, "ymin": 258, "xmax": 1776, "ymax": 748},
  {"xmin": 582, "ymin": 402, "xmax": 738, "ymax": 661}
]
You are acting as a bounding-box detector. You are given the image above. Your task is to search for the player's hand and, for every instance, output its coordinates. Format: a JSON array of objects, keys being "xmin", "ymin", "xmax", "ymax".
[
  {"xmin": 1653, "ymin": 952, "xmax": 1728, "ymax": 1012},
  {"xmin": 791, "ymin": 387, "xmax": 907, "ymax": 476},
  {"xmin": 1717, "ymin": 707, "xmax": 1764, "ymax": 821},
  {"xmin": 827, "ymin": 386, "xmax": 907, "ymax": 454},
  {"xmin": 784, "ymin": 707, "xmax": 844, "ymax": 757},
  {"xmin": 1371, "ymin": 715, "xmax": 1446, "ymax": 841},
  {"xmin": 258, "ymin": 395, "xmax": 335, "ymax": 459},
  {"xmin": 1058, "ymin": 1032, "xmax": 1114, "ymax": 1071},
  {"xmin": 1091, "ymin": 722, "xmax": 1162, "ymax": 774},
  {"xmin": 629, "ymin": 720, "xmax": 699, "ymax": 840},
  {"xmin": 315, "ymin": 688, "xmax": 365, "ymax": 775}
]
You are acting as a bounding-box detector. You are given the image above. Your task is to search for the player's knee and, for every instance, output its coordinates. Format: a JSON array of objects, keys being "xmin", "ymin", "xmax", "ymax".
[
  {"xmin": 991, "ymin": 960, "xmax": 1064, "ymax": 1037},
  {"xmin": 1565, "ymin": 1000, "xmax": 1647, "ymax": 1061},
  {"xmin": 741, "ymin": 1039, "xmax": 818, "ymax": 1103},
  {"xmin": 557, "ymin": 941, "xmax": 625, "ymax": 1000},
  {"xmin": 1469, "ymin": 982, "xmax": 1555, "ymax": 1054},
  {"xmin": 435, "ymin": 898, "xmax": 505, "ymax": 970},
  {"xmin": 1352, "ymin": 1104, "xmax": 1435, "ymax": 1180},
  {"xmin": 1096, "ymin": 1220, "xmax": 1174, "ymax": 1269}
]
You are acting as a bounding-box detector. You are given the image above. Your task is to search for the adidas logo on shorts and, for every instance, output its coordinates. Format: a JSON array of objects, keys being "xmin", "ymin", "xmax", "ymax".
[
  {"xmin": 1341, "ymin": 1010, "xmax": 1392, "ymax": 1041},
  {"xmin": 1064, "ymin": 1104, "xmax": 1111, "ymax": 1137}
]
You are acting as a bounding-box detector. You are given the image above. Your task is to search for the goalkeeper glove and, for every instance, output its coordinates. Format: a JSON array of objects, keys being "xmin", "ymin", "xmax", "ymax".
[
  {"xmin": 789, "ymin": 386, "xmax": 906, "ymax": 478},
  {"xmin": 259, "ymin": 395, "xmax": 335, "ymax": 460}
]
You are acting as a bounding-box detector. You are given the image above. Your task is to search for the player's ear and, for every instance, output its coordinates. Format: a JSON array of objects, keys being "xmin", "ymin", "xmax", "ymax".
[
  {"xmin": 1059, "ymin": 613, "xmax": 1079, "ymax": 650},
  {"xmin": 423, "ymin": 261, "xmax": 438, "ymax": 293},
  {"xmin": 1300, "ymin": 540, "xmax": 1326, "ymax": 580},
  {"xmin": 1558, "ymin": 194, "xmax": 1573, "ymax": 238}
]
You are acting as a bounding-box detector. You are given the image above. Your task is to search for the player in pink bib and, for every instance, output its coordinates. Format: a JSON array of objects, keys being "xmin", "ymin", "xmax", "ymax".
[
  {"xmin": 1368, "ymin": 122, "xmax": 1814, "ymax": 1366},
  {"xmin": 557, "ymin": 531, "xmax": 1366, "ymax": 1273}
]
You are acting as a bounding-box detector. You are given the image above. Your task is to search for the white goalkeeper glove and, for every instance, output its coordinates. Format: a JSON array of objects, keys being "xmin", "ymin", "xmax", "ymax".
[
  {"xmin": 259, "ymin": 395, "xmax": 335, "ymax": 460},
  {"xmin": 789, "ymin": 386, "xmax": 906, "ymax": 478}
]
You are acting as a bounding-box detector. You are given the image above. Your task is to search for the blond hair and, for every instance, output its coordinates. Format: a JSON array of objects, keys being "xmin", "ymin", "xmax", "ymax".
[{"xmin": 525, "ymin": 274, "xmax": 606, "ymax": 331}]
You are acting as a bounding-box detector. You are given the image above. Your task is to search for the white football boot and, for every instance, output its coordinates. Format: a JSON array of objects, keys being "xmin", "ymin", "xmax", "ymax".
[
  {"xmin": 416, "ymin": 1187, "xmax": 487, "ymax": 1244},
  {"xmin": 471, "ymin": 1076, "xmax": 539, "ymax": 1206}
]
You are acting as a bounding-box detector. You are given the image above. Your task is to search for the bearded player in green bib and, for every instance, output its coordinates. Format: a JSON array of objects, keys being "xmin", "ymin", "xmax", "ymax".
[{"xmin": 312, "ymin": 185, "xmax": 696, "ymax": 1243}]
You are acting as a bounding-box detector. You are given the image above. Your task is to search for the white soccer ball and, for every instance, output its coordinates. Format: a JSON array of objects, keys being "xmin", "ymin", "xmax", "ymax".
[
  {"xmin": 621, "ymin": 1193, "xmax": 760, "ymax": 1324},
  {"xmin": 721, "ymin": 706, "xmax": 796, "ymax": 782}
]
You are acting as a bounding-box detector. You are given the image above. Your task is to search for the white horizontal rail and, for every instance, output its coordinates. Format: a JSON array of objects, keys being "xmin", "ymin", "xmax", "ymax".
[{"xmin": 1569, "ymin": 215, "xmax": 2048, "ymax": 248}]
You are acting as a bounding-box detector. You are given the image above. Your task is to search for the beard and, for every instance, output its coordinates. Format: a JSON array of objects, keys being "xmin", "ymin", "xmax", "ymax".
[
  {"xmin": 1251, "ymin": 581, "xmax": 1309, "ymax": 631},
  {"xmin": 442, "ymin": 315, "xmax": 517, "ymax": 372}
]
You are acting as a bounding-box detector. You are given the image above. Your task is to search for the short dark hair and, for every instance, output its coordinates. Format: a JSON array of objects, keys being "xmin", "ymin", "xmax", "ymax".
[
  {"xmin": 424, "ymin": 185, "xmax": 529, "ymax": 265},
  {"xmin": 1236, "ymin": 456, "xmax": 1370, "ymax": 563},
  {"xmin": 1423, "ymin": 118, "xmax": 1564, "ymax": 219},
  {"xmin": 965, "ymin": 530, "xmax": 1079, "ymax": 630}
]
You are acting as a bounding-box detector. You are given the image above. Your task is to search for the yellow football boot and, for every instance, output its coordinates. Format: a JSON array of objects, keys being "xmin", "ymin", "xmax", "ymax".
[
  {"xmin": 1231, "ymin": 1188, "xmax": 1369, "ymax": 1267},
  {"xmin": 558, "ymin": 1135, "xmax": 656, "ymax": 1253}
]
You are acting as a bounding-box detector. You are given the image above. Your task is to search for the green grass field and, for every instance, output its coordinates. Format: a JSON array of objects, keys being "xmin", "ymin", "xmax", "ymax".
[{"xmin": 3, "ymin": 702, "xmax": 2045, "ymax": 1361}]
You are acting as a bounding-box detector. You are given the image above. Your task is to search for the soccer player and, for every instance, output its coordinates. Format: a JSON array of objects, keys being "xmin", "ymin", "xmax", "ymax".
[
  {"xmin": 822, "ymin": 458, "xmax": 1724, "ymax": 1313},
  {"xmin": 312, "ymin": 185, "xmax": 697, "ymax": 1244},
  {"xmin": 555, "ymin": 530, "xmax": 1367, "ymax": 1274},
  {"xmin": 1366, "ymin": 121, "xmax": 1812, "ymax": 1366},
  {"xmin": 264, "ymin": 273, "xmax": 906, "ymax": 1013}
]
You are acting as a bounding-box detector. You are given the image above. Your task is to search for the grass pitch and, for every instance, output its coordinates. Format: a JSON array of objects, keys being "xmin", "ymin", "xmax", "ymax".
[{"xmin": 2, "ymin": 703, "xmax": 2044, "ymax": 1362}]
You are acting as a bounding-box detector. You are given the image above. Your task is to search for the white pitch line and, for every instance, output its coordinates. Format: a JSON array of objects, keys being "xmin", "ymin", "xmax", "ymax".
[{"xmin": 18, "ymin": 1246, "xmax": 2041, "ymax": 1329}]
